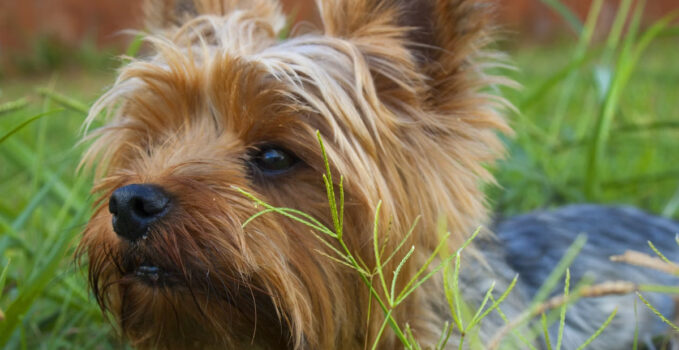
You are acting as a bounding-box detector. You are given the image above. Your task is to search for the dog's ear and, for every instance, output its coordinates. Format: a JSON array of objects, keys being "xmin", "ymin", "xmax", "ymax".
[
  {"xmin": 144, "ymin": 0, "xmax": 282, "ymax": 32},
  {"xmin": 318, "ymin": 0, "xmax": 500, "ymax": 111},
  {"xmin": 317, "ymin": 0, "xmax": 509, "ymax": 240},
  {"xmin": 143, "ymin": 0, "xmax": 199, "ymax": 30}
]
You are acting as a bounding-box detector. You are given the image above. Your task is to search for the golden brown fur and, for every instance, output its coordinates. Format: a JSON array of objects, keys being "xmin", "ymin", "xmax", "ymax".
[{"xmin": 78, "ymin": 0, "xmax": 512, "ymax": 348}]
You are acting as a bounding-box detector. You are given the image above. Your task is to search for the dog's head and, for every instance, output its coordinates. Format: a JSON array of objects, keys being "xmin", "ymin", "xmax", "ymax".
[{"xmin": 78, "ymin": 0, "xmax": 509, "ymax": 348}]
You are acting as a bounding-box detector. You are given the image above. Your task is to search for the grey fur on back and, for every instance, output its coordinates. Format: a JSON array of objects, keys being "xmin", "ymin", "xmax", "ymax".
[{"xmin": 491, "ymin": 204, "xmax": 679, "ymax": 349}]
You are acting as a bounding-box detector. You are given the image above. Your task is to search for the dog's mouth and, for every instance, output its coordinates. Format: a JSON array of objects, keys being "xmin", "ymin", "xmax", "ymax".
[
  {"xmin": 134, "ymin": 264, "xmax": 173, "ymax": 285},
  {"xmin": 122, "ymin": 253, "xmax": 180, "ymax": 287}
]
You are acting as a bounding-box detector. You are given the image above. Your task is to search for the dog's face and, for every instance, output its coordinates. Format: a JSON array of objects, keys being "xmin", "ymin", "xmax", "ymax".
[{"xmin": 78, "ymin": 0, "xmax": 508, "ymax": 348}]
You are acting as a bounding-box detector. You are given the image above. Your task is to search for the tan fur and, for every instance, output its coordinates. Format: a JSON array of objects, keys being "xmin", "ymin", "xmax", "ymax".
[{"xmin": 78, "ymin": 0, "xmax": 511, "ymax": 348}]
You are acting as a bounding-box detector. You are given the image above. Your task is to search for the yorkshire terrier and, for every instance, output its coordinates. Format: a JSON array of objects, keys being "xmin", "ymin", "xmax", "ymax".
[{"xmin": 78, "ymin": 0, "xmax": 679, "ymax": 349}]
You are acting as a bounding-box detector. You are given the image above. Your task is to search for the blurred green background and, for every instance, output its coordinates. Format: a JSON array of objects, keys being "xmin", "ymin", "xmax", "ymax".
[{"xmin": 0, "ymin": 0, "xmax": 678, "ymax": 348}]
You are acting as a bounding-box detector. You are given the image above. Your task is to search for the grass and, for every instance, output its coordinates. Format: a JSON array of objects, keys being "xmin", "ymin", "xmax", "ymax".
[
  {"xmin": 1, "ymin": 35, "xmax": 119, "ymax": 78},
  {"xmin": 491, "ymin": 37, "xmax": 679, "ymax": 217},
  {"xmin": 0, "ymin": 71, "xmax": 120, "ymax": 349},
  {"xmin": 1, "ymin": 1, "xmax": 678, "ymax": 348}
]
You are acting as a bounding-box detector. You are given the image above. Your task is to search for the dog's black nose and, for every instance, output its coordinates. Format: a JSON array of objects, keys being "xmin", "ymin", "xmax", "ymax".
[{"xmin": 109, "ymin": 184, "xmax": 170, "ymax": 242}]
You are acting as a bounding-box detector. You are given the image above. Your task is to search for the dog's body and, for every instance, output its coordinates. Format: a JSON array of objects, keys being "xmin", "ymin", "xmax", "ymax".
[
  {"xmin": 78, "ymin": 0, "xmax": 678, "ymax": 349},
  {"xmin": 491, "ymin": 205, "xmax": 679, "ymax": 349}
]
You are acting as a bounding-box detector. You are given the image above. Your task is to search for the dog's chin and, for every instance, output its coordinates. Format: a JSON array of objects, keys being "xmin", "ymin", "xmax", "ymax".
[
  {"xmin": 115, "ymin": 282, "xmax": 292, "ymax": 350},
  {"xmin": 111, "ymin": 265, "xmax": 241, "ymax": 349},
  {"xmin": 101, "ymin": 249, "xmax": 294, "ymax": 349},
  {"xmin": 114, "ymin": 281, "xmax": 225, "ymax": 349}
]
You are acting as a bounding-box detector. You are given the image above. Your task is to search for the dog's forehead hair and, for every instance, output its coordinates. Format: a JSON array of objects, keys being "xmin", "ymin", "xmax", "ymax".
[{"xmin": 83, "ymin": 22, "xmax": 427, "ymax": 186}]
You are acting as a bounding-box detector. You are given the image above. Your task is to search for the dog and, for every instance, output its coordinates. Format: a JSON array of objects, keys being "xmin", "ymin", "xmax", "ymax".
[{"xmin": 77, "ymin": 0, "xmax": 679, "ymax": 349}]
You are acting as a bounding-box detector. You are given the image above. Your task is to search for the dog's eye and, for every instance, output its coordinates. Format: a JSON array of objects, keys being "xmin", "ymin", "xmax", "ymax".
[{"xmin": 252, "ymin": 146, "xmax": 298, "ymax": 175}]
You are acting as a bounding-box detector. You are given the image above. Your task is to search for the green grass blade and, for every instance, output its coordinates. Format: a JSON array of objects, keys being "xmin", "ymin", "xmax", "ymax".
[
  {"xmin": 405, "ymin": 323, "xmax": 421, "ymax": 350},
  {"xmin": 316, "ymin": 132, "xmax": 342, "ymax": 237},
  {"xmin": 636, "ymin": 292, "xmax": 679, "ymax": 332},
  {"xmin": 0, "ymin": 109, "xmax": 63, "ymax": 145},
  {"xmin": 546, "ymin": 0, "xmax": 603, "ymax": 143},
  {"xmin": 0, "ymin": 260, "xmax": 10, "ymax": 319},
  {"xmin": 243, "ymin": 207, "xmax": 331, "ymax": 235},
  {"xmin": 397, "ymin": 231, "xmax": 451, "ymax": 302},
  {"xmin": 489, "ymin": 294, "xmax": 539, "ymax": 350},
  {"xmin": 541, "ymin": 313, "xmax": 553, "ymax": 350},
  {"xmin": 519, "ymin": 51, "xmax": 595, "ymax": 112},
  {"xmin": 0, "ymin": 98, "xmax": 28, "ymax": 116},
  {"xmin": 382, "ymin": 217, "xmax": 420, "ymax": 267},
  {"xmin": 556, "ymin": 268, "xmax": 570, "ymax": 350},
  {"xmin": 476, "ymin": 275, "xmax": 519, "ymax": 325},
  {"xmin": 604, "ymin": 0, "xmax": 634, "ymax": 57},
  {"xmin": 540, "ymin": 0, "xmax": 584, "ymax": 34},
  {"xmin": 370, "ymin": 310, "xmax": 393, "ymax": 350},
  {"xmin": 659, "ymin": 26, "xmax": 679, "ymax": 37},
  {"xmin": 0, "ymin": 205, "xmax": 89, "ymax": 345},
  {"xmin": 466, "ymin": 281, "xmax": 495, "ymax": 332},
  {"xmin": 632, "ymin": 297, "xmax": 639, "ymax": 350},
  {"xmin": 638, "ymin": 284, "xmax": 679, "ymax": 294},
  {"xmin": 3, "ymin": 138, "xmax": 75, "ymax": 203},
  {"xmin": 585, "ymin": 5, "xmax": 679, "ymax": 198},
  {"xmin": 662, "ymin": 186, "xmax": 679, "ymax": 217},
  {"xmin": 435, "ymin": 322, "xmax": 452, "ymax": 350},
  {"xmin": 390, "ymin": 245, "xmax": 415, "ymax": 305},
  {"xmin": 237, "ymin": 188, "xmax": 336, "ymax": 238},
  {"xmin": 531, "ymin": 235, "xmax": 586, "ymax": 306},
  {"xmin": 0, "ymin": 180, "xmax": 54, "ymax": 255},
  {"xmin": 371, "ymin": 201, "xmax": 391, "ymax": 303},
  {"xmin": 37, "ymin": 88, "xmax": 89, "ymax": 114},
  {"xmin": 452, "ymin": 253, "xmax": 464, "ymax": 331},
  {"xmin": 125, "ymin": 33, "xmax": 145, "ymax": 58},
  {"xmin": 576, "ymin": 308, "xmax": 618, "ymax": 350},
  {"xmin": 647, "ymin": 240, "xmax": 674, "ymax": 265},
  {"xmin": 397, "ymin": 249, "xmax": 456, "ymax": 304}
]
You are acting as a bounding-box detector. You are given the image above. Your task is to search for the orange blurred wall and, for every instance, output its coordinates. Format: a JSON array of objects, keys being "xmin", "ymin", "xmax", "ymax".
[
  {"xmin": 0, "ymin": 0, "xmax": 142, "ymax": 50},
  {"xmin": 0, "ymin": 0, "xmax": 676, "ymax": 51}
]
